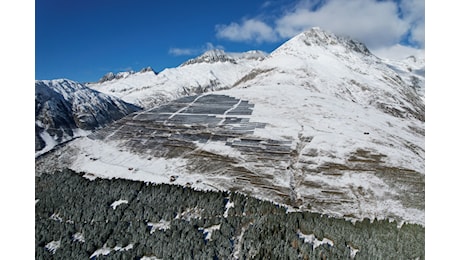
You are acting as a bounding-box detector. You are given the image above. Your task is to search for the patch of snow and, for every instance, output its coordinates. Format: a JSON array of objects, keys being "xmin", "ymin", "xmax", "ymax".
[
  {"xmin": 90, "ymin": 243, "xmax": 134, "ymax": 258},
  {"xmin": 83, "ymin": 172, "xmax": 98, "ymax": 181},
  {"xmin": 110, "ymin": 199, "xmax": 128, "ymax": 210},
  {"xmin": 89, "ymin": 245, "xmax": 112, "ymax": 258},
  {"xmin": 224, "ymin": 200, "xmax": 234, "ymax": 218},
  {"xmin": 140, "ymin": 256, "xmax": 162, "ymax": 260},
  {"xmin": 35, "ymin": 127, "xmax": 92, "ymax": 158},
  {"xmin": 347, "ymin": 244, "xmax": 359, "ymax": 259},
  {"xmin": 175, "ymin": 207, "xmax": 203, "ymax": 221},
  {"xmin": 297, "ymin": 230, "xmax": 334, "ymax": 249},
  {"xmin": 49, "ymin": 212, "xmax": 63, "ymax": 222},
  {"xmin": 196, "ymin": 139, "xmax": 244, "ymax": 160},
  {"xmin": 35, "ymin": 131, "xmax": 58, "ymax": 157},
  {"xmin": 232, "ymin": 222, "xmax": 252, "ymax": 259},
  {"xmin": 72, "ymin": 232, "xmax": 85, "ymax": 243},
  {"xmin": 45, "ymin": 240, "xmax": 61, "ymax": 254},
  {"xmin": 70, "ymin": 138, "xmax": 188, "ymax": 185},
  {"xmin": 147, "ymin": 220, "xmax": 171, "ymax": 234},
  {"xmin": 114, "ymin": 243, "xmax": 134, "ymax": 252},
  {"xmin": 199, "ymin": 224, "xmax": 221, "ymax": 241}
]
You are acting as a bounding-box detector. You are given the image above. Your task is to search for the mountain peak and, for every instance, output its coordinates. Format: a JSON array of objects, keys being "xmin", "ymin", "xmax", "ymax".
[
  {"xmin": 180, "ymin": 49, "xmax": 237, "ymax": 66},
  {"xmin": 202, "ymin": 49, "xmax": 226, "ymax": 57},
  {"xmin": 97, "ymin": 67, "xmax": 157, "ymax": 84},
  {"xmin": 98, "ymin": 71, "xmax": 135, "ymax": 83},
  {"xmin": 140, "ymin": 66, "xmax": 156, "ymax": 74},
  {"xmin": 180, "ymin": 49, "xmax": 268, "ymax": 67},
  {"xmin": 285, "ymin": 27, "xmax": 371, "ymax": 56}
]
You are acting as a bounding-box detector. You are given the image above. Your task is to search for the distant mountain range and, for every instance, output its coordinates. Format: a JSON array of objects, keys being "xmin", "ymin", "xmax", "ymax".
[
  {"xmin": 35, "ymin": 27, "xmax": 424, "ymax": 226},
  {"xmin": 86, "ymin": 49, "xmax": 268, "ymax": 108}
]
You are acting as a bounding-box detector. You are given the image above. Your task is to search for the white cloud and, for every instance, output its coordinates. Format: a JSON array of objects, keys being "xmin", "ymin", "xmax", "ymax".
[
  {"xmin": 168, "ymin": 48, "xmax": 197, "ymax": 56},
  {"xmin": 204, "ymin": 42, "xmax": 225, "ymax": 51},
  {"xmin": 215, "ymin": 19, "xmax": 278, "ymax": 43},
  {"xmin": 411, "ymin": 21, "xmax": 424, "ymax": 47},
  {"xmin": 169, "ymin": 43, "xmax": 225, "ymax": 57},
  {"xmin": 261, "ymin": 1, "xmax": 273, "ymax": 9},
  {"xmin": 400, "ymin": 0, "xmax": 425, "ymax": 47},
  {"xmin": 275, "ymin": 0, "xmax": 409, "ymax": 48},
  {"xmin": 371, "ymin": 44, "xmax": 425, "ymax": 60},
  {"xmin": 215, "ymin": 0, "xmax": 424, "ymax": 51}
]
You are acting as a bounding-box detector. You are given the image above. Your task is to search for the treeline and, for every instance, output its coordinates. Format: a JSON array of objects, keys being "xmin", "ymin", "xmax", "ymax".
[{"xmin": 36, "ymin": 169, "xmax": 424, "ymax": 259}]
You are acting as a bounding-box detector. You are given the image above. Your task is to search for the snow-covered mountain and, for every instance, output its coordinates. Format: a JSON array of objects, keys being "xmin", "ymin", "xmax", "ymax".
[
  {"xmin": 234, "ymin": 27, "xmax": 424, "ymax": 121},
  {"xmin": 35, "ymin": 79, "xmax": 140, "ymax": 157},
  {"xmin": 36, "ymin": 28, "xmax": 424, "ymax": 226},
  {"xmin": 381, "ymin": 55, "xmax": 425, "ymax": 99},
  {"xmin": 86, "ymin": 50, "xmax": 267, "ymax": 108},
  {"xmin": 97, "ymin": 67, "xmax": 154, "ymax": 84}
]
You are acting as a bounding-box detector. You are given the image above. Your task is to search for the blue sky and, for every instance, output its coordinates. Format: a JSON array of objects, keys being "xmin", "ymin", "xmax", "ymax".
[{"xmin": 36, "ymin": 0, "xmax": 424, "ymax": 82}]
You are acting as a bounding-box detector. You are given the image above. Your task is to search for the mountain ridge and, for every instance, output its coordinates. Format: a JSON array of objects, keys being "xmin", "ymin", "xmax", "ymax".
[
  {"xmin": 83, "ymin": 28, "xmax": 423, "ymax": 111},
  {"xmin": 86, "ymin": 49, "xmax": 267, "ymax": 108}
]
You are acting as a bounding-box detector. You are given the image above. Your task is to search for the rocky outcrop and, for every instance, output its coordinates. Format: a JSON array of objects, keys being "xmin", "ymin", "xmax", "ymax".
[
  {"xmin": 180, "ymin": 49, "xmax": 238, "ymax": 66},
  {"xmin": 98, "ymin": 71, "xmax": 136, "ymax": 83},
  {"xmin": 139, "ymin": 66, "xmax": 155, "ymax": 73},
  {"xmin": 298, "ymin": 27, "xmax": 371, "ymax": 55}
]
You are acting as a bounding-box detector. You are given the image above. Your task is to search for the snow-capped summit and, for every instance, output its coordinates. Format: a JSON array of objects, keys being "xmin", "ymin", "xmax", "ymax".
[
  {"xmin": 139, "ymin": 66, "xmax": 156, "ymax": 73},
  {"xmin": 181, "ymin": 49, "xmax": 237, "ymax": 66},
  {"xmin": 282, "ymin": 27, "xmax": 371, "ymax": 55},
  {"xmin": 268, "ymin": 27, "xmax": 372, "ymax": 62},
  {"xmin": 98, "ymin": 71, "xmax": 135, "ymax": 83},
  {"xmin": 98, "ymin": 67, "xmax": 157, "ymax": 84},
  {"xmin": 180, "ymin": 49, "xmax": 268, "ymax": 67}
]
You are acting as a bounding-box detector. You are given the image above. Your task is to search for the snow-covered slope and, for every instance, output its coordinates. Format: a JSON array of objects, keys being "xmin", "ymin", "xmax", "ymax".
[
  {"xmin": 98, "ymin": 67, "xmax": 156, "ymax": 84},
  {"xmin": 35, "ymin": 79, "xmax": 140, "ymax": 157},
  {"xmin": 380, "ymin": 56, "xmax": 425, "ymax": 98},
  {"xmin": 36, "ymin": 28, "xmax": 424, "ymax": 225},
  {"xmin": 87, "ymin": 50, "xmax": 266, "ymax": 108},
  {"xmin": 235, "ymin": 27, "xmax": 424, "ymax": 121}
]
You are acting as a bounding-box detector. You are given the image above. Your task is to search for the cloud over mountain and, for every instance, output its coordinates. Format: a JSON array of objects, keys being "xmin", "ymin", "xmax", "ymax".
[
  {"xmin": 216, "ymin": 19, "xmax": 277, "ymax": 43},
  {"xmin": 215, "ymin": 0, "xmax": 424, "ymax": 52}
]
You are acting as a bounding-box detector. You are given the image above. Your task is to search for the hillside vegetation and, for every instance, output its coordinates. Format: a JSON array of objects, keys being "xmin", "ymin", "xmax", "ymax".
[{"xmin": 36, "ymin": 169, "xmax": 424, "ymax": 259}]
